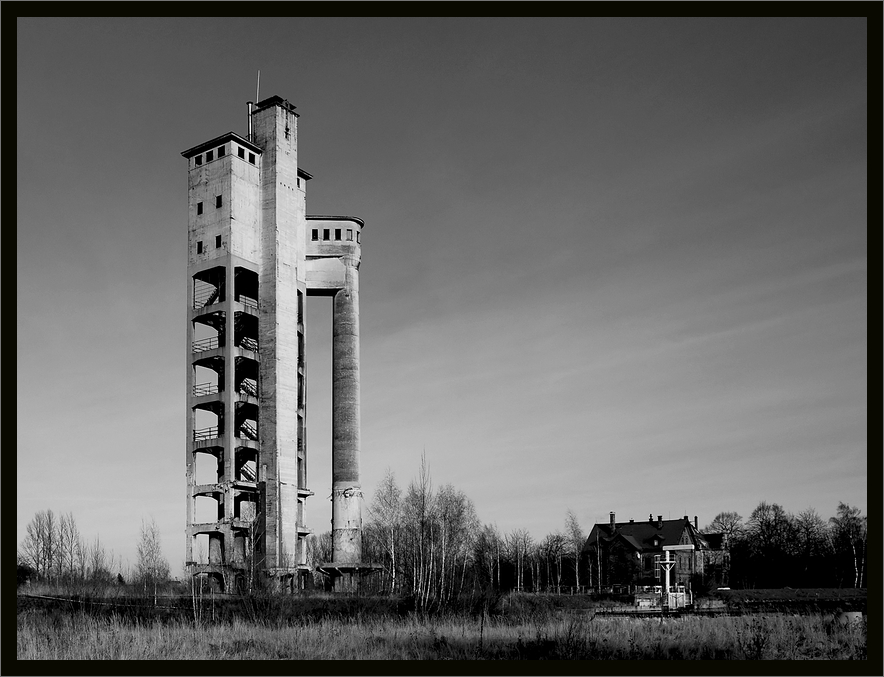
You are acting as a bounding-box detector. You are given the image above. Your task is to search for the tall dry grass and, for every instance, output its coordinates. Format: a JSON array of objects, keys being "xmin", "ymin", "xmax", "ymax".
[{"xmin": 17, "ymin": 606, "xmax": 866, "ymax": 660}]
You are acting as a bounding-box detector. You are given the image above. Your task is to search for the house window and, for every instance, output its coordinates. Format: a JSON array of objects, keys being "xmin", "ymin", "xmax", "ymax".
[
  {"xmin": 195, "ymin": 155, "xmax": 202, "ymax": 166},
  {"xmin": 206, "ymin": 150, "xmax": 214, "ymax": 162},
  {"xmin": 197, "ymin": 241, "xmax": 203, "ymax": 254},
  {"xmin": 311, "ymin": 229, "xmax": 319, "ymax": 241},
  {"xmin": 197, "ymin": 202, "xmax": 203, "ymax": 215},
  {"xmin": 217, "ymin": 146, "xmax": 225, "ymax": 157},
  {"xmin": 654, "ymin": 555, "xmax": 661, "ymax": 579},
  {"xmin": 346, "ymin": 229, "xmax": 353, "ymax": 241},
  {"xmin": 216, "ymin": 195, "xmax": 222, "ymax": 208},
  {"xmin": 334, "ymin": 229, "xmax": 341, "ymax": 241},
  {"xmin": 238, "ymin": 147, "xmax": 245, "ymax": 159},
  {"xmin": 215, "ymin": 235, "xmax": 222, "ymax": 248},
  {"xmin": 248, "ymin": 153, "xmax": 255, "ymax": 164},
  {"xmin": 322, "ymin": 229, "xmax": 330, "ymax": 241}
]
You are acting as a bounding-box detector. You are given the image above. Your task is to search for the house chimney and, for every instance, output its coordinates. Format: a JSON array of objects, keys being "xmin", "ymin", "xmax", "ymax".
[
  {"xmin": 629, "ymin": 519, "xmax": 634, "ymax": 524},
  {"xmin": 684, "ymin": 515, "xmax": 689, "ymax": 523},
  {"xmin": 649, "ymin": 513, "xmax": 654, "ymax": 523},
  {"xmin": 694, "ymin": 516, "xmax": 698, "ymax": 529},
  {"xmin": 657, "ymin": 515, "xmax": 663, "ymax": 529},
  {"xmin": 609, "ymin": 512, "xmax": 615, "ymax": 528}
]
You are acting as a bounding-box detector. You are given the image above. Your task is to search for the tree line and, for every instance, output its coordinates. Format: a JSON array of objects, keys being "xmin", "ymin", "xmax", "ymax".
[
  {"xmin": 17, "ymin": 509, "xmax": 170, "ymax": 591},
  {"xmin": 304, "ymin": 458, "xmax": 866, "ymax": 602},
  {"xmin": 20, "ymin": 462, "xmax": 865, "ymax": 600},
  {"xmin": 703, "ymin": 501, "xmax": 867, "ymax": 590}
]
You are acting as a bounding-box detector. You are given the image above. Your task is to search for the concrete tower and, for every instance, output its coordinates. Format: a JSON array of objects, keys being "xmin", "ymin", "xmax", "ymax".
[{"xmin": 182, "ymin": 96, "xmax": 369, "ymax": 592}]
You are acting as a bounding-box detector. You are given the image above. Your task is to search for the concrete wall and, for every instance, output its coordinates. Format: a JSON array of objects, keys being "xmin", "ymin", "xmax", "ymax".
[{"xmin": 253, "ymin": 101, "xmax": 306, "ymax": 570}]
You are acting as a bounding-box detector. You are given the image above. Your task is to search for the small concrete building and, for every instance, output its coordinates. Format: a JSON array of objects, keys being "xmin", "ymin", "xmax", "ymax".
[
  {"xmin": 583, "ymin": 513, "xmax": 710, "ymax": 592},
  {"xmin": 182, "ymin": 96, "xmax": 369, "ymax": 592}
]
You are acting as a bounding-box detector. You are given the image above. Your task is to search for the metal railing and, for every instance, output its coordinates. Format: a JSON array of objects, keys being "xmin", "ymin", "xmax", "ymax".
[
  {"xmin": 237, "ymin": 379, "xmax": 258, "ymax": 397},
  {"xmin": 239, "ymin": 463, "xmax": 257, "ymax": 482},
  {"xmin": 192, "ymin": 336, "xmax": 220, "ymax": 353},
  {"xmin": 193, "ymin": 383, "xmax": 219, "ymax": 397},
  {"xmin": 239, "ymin": 421, "xmax": 258, "ymax": 440},
  {"xmin": 237, "ymin": 295, "xmax": 258, "ymax": 311},
  {"xmin": 238, "ymin": 336, "xmax": 259, "ymax": 352},
  {"xmin": 193, "ymin": 426, "xmax": 220, "ymax": 442},
  {"xmin": 193, "ymin": 283, "xmax": 223, "ymax": 309}
]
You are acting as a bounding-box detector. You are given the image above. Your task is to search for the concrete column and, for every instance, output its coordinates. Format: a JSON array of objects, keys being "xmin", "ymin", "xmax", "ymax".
[{"xmin": 331, "ymin": 261, "xmax": 361, "ymax": 566}]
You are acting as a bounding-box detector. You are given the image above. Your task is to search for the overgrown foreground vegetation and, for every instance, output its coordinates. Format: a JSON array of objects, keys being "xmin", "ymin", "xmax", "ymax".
[{"xmin": 18, "ymin": 604, "xmax": 866, "ymax": 660}]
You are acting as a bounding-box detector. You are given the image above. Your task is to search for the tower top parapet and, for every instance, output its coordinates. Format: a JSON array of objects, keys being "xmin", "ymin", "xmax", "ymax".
[
  {"xmin": 180, "ymin": 131, "xmax": 261, "ymax": 160},
  {"xmin": 253, "ymin": 95, "xmax": 299, "ymax": 116}
]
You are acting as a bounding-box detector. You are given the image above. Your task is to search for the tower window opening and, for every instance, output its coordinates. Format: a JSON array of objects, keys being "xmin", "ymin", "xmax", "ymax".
[
  {"xmin": 215, "ymin": 235, "xmax": 222, "ymax": 248},
  {"xmin": 197, "ymin": 241, "xmax": 203, "ymax": 254},
  {"xmin": 217, "ymin": 146, "xmax": 225, "ymax": 157},
  {"xmin": 248, "ymin": 153, "xmax": 255, "ymax": 164},
  {"xmin": 197, "ymin": 202, "xmax": 203, "ymax": 215},
  {"xmin": 311, "ymin": 229, "xmax": 319, "ymax": 241},
  {"xmin": 216, "ymin": 195, "xmax": 222, "ymax": 208},
  {"xmin": 334, "ymin": 229, "xmax": 341, "ymax": 241},
  {"xmin": 195, "ymin": 155, "xmax": 202, "ymax": 166},
  {"xmin": 206, "ymin": 150, "xmax": 214, "ymax": 162},
  {"xmin": 323, "ymin": 229, "xmax": 330, "ymax": 241},
  {"xmin": 346, "ymin": 229, "xmax": 353, "ymax": 241},
  {"xmin": 297, "ymin": 178, "xmax": 301, "ymax": 188},
  {"xmin": 238, "ymin": 147, "xmax": 245, "ymax": 159},
  {"xmin": 356, "ymin": 231, "xmax": 361, "ymax": 243}
]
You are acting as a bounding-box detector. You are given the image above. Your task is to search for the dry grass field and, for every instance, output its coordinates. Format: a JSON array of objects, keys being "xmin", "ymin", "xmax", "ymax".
[{"xmin": 17, "ymin": 603, "xmax": 867, "ymax": 660}]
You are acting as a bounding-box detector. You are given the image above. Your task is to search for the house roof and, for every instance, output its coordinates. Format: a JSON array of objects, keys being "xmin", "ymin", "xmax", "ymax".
[{"xmin": 583, "ymin": 517, "xmax": 709, "ymax": 554}]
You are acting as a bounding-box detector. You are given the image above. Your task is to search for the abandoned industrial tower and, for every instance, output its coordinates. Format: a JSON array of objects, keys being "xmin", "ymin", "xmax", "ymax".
[{"xmin": 182, "ymin": 96, "xmax": 370, "ymax": 592}]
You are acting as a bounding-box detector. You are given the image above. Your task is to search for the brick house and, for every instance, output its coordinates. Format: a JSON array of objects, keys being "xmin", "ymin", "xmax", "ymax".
[{"xmin": 582, "ymin": 513, "xmax": 710, "ymax": 591}]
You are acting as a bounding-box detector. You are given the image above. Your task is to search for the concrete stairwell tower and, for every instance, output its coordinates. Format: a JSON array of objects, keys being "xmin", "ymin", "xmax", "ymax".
[{"xmin": 182, "ymin": 96, "xmax": 374, "ymax": 593}]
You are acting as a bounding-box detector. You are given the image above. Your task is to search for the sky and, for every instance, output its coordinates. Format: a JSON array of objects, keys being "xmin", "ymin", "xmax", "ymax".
[{"xmin": 17, "ymin": 17, "xmax": 867, "ymax": 577}]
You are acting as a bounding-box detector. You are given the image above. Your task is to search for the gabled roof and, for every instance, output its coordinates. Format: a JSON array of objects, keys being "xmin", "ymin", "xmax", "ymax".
[{"xmin": 583, "ymin": 517, "xmax": 707, "ymax": 554}]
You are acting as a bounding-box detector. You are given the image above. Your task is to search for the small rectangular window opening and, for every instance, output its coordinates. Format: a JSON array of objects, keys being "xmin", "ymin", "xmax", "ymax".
[
  {"xmin": 206, "ymin": 150, "xmax": 214, "ymax": 162},
  {"xmin": 195, "ymin": 155, "xmax": 203, "ymax": 166},
  {"xmin": 334, "ymin": 229, "xmax": 341, "ymax": 241},
  {"xmin": 197, "ymin": 241, "xmax": 203, "ymax": 254},
  {"xmin": 248, "ymin": 153, "xmax": 255, "ymax": 164},
  {"xmin": 238, "ymin": 147, "xmax": 245, "ymax": 159},
  {"xmin": 216, "ymin": 195, "xmax": 222, "ymax": 208},
  {"xmin": 311, "ymin": 229, "xmax": 319, "ymax": 241},
  {"xmin": 215, "ymin": 235, "xmax": 222, "ymax": 248},
  {"xmin": 217, "ymin": 146, "xmax": 225, "ymax": 157},
  {"xmin": 197, "ymin": 202, "xmax": 203, "ymax": 215},
  {"xmin": 297, "ymin": 178, "xmax": 301, "ymax": 188},
  {"xmin": 356, "ymin": 231, "xmax": 361, "ymax": 243},
  {"xmin": 346, "ymin": 229, "xmax": 353, "ymax": 241},
  {"xmin": 322, "ymin": 229, "xmax": 330, "ymax": 241}
]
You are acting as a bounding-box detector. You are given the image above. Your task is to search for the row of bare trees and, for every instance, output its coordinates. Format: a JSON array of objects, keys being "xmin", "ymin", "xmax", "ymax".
[
  {"xmin": 17, "ymin": 509, "xmax": 170, "ymax": 590},
  {"xmin": 704, "ymin": 501, "xmax": 867, "ymax": 589},
  {"xmin": 299, "ymin": 456, "xmax": 595, "ymax": 604}
]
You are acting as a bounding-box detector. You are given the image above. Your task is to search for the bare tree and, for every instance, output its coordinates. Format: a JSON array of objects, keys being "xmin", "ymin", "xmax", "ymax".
[
  {"xmin": 19, "ymin": 509, "xmax": 58, "ymax": 582},
  {"xmin": 58, "ymin": 512, "xmax": 83, "ymax": 583},
  {"xmin": 136, "ymin": 517, "xmax": 171, "ymax": 600},
  {"xmin": 564, "ymin": 510, "xmax": 585, "ymax": 592},
  {"xmin": 367, "ymin": 468, "xmax": 402, "ymax": 594},
  {"xmin": 703, "ymin": 511, "xmax": 745, "ymax": 546},
  {"xmin": 829, "ymin": 502, "xmax": 867, "ymax": 588}
]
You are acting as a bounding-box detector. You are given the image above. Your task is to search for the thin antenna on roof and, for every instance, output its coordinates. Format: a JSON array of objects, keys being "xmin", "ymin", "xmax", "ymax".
[{"xmin": 256, "ymin": 69, "xmax": 261, "ymax": 104}]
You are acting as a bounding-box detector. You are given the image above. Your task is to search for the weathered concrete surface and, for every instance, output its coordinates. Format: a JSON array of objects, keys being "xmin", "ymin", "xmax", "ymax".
[
  {"xmin": 183, "ymin": 98, "xmax": 366, "ymax": 593},
  {"xmin": 331, "ymin": 262, "xmax": 362, "ymax": 565}
]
